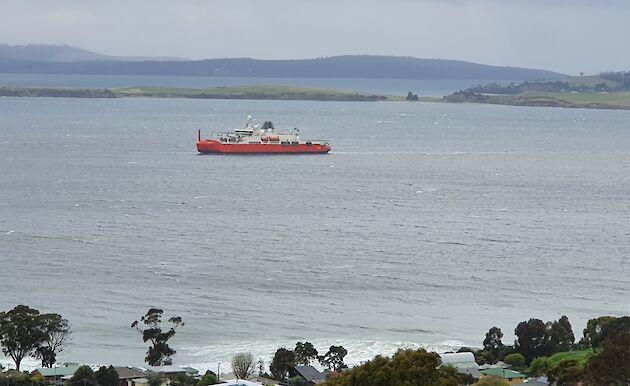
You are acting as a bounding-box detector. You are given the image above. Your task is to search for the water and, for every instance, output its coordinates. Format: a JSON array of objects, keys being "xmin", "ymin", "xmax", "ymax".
[
  {"xmin": 0, "ymin": 73, "xmax": 493, "ymax": 97},
  {"xmin": 1, "ymin": 96, "xmax": 629, "ymax": 372}
]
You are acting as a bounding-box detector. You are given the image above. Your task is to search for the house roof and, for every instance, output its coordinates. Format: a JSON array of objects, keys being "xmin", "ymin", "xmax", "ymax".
[
  {"xmin": 456, "ymin": 367, "xmax": 481, "ymax": 378},
  {"xmin": 481, "ymin": 368, "xmax": 526, "ymax": 379},
  {"xmin": 292, "ymin": 365, "xmax": 327, "ymax": 383},
  {"xmin": 478, "ymin": 361, "xmax": 511, "ymax": 370},
  {"xmin": 114, "ymin": 367, "xmax": 148, "ymax": 379},
  {"xmin": 439, "ymin": 352, "xmax": 476, "ymax": 365},
  {"xmin": 145, "ymin": 366, "xmax": 198, "ymax": 375},
  {"xmin": 33, "ymin": 366, "xmax": 81, "ymax": 377}
]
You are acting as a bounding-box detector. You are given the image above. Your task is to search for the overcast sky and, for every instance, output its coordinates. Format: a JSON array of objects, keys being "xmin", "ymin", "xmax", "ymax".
[{"xmin": 2, "ymin": 0, "xmax": 629, "ymax": 74}]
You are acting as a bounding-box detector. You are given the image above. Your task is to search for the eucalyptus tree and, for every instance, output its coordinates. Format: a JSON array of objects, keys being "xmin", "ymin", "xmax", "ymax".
[{"xmin": 131, "ymin": 308, "xmax": 184, "ymax": 366}]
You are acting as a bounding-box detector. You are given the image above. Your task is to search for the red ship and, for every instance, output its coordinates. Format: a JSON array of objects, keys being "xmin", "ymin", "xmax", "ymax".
[{"xmin": 197, "ymin": 116, "xmax": 330, "ymax": 154}]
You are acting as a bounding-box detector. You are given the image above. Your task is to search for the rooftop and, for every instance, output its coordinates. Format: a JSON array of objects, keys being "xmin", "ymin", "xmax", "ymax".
[{"xmin": 481, "ymin": 368, "xmax": 526, "ymax": 379}]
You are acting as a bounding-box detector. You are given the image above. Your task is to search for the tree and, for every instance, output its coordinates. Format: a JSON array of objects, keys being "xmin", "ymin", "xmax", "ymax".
[
  {"xmin": 514, "ymin": 318, "xmax": 551, "ymax": 364},
  {"xmin": 472, "ymin": 378, "xmax": 510, "ymax": 386},
  {"xmin": 70, "ymin": 365, "xmax": 95, "ymax": 386},
  {"xmin": 0, "ymin": 305, "xmax": 47, "ymax": 371},
  {"xmin": 581, "ymin": 316, "xmax": 617, "ymax": 351},
  {"xmin": 270, "ymin": 348, "xmax": 295, "ymax": 380},
  {"xmin": 319, "ymin": 345, "xmax": 348, "ymax": 372},
  {"xmin": 94, "ymin": 366, "xmax": 119, "ymax": 386},
  {"xmin": 528, "ymin": 356, "xmax": 551, "ymax": 377},
  {"xmin": 35, "ymin": 313, "xmax": 71, "ymax": 367},
  {"xmin": 482, "ymin": 327, "xmax": 505, "ymax": 363},
  {"xmin": 483, "ymin": 327, "xmax": 504, "ymax": 353},
  {"xmin": 473, "ymin": 349, "xmax": 494, "ymax": 365},
  {"xmin": 502, "ymin": 353, "xmax": 525, "ymax": 370},
  {"xmin": 173, "ymin": 373, "xmax": 196, "ymax": 386},
  {"xmin": 0, "ymin": 371, "xmax": 44, "ymax": 386},
  {"xmin": 322, "ymin": 349, "xmax": 458, "ymax": 386},
  {"xmin": 584, "ymin": 333, "xmax": 630, "ymax": 385},
  {"xmin": 232, "ymin": 352, "xmax": 255, "ymax": 380},
  {"xmin": 146, "ymin": 373, "xmax": 164, "ymax": 386},
  {"xmin": 547, "ymin": 360, "xmax": 584, "ymax": 386},
  {"xmin": 131, "ymin": 308, "xmax": 184, "ymax": 366},
  {"xmin": 197, "ymin": 371, "xmax": 217, "ymax": 386},
  {"xmin": 549, "ymin": 315, "xmax": 574, "ymax": 353},
  {"xmin": 294, "ymin": 342, "xmax": 318, "ymax": 366}
]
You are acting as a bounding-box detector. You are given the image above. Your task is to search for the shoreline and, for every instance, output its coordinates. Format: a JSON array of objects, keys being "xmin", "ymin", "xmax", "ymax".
[
  {"xmin": 3, "ymin": 85, "xmax": 630, "ymax": 111},
  {"xmin": 0, "ymin": 85, "xmax": 392, "ymax": 102},
  {"xmin": 443, "ymin": 90, "xmax": 630, "ymax": 111}
]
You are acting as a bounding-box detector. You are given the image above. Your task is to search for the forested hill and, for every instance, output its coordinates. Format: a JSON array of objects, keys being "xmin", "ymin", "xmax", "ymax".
[{"xmin": 0, "ymin": 45, "xmax": 564, "ymax": 80}]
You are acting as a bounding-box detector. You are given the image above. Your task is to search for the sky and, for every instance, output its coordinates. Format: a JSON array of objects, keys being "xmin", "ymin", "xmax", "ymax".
[{"xmin": 2, "ymin": 0, "xmax": 629, "ymax": 75}]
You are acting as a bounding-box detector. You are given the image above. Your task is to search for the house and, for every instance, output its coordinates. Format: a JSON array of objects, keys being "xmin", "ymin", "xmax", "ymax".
[
  {"xmin": 288, "ymin": 365, "xmax": 327, "ymax": 385},
  {"xmin": 145, "ymin": 366, "xmax": 198, "ymax": 382},
  {"xmin": 480, "ymin": 368, "xmax": 527, "ymax": 385},
  {"xmin": 439, "ymin": 353, "xmax": 481, "ymax": 380},
  {"xmin": 478, "ymin": 361, "xmax": 511, "ymax": 370},
  {"xmin": 114, "ymin": 367, "xmax": 148, "ymax": 386},
  {"xmin": 32, "ymin": 365, "xmax": 81, "ymax": 384}
]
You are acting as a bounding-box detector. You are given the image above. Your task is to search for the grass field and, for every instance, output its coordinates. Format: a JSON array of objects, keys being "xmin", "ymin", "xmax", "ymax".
[
  {"xmin": 545, "ymin": 349, "xmax": 594, "ymax": 368},
  {"xmin": 525, "ymin": 91, "xmax": 630, "ymax": 108},
  {"xmin": 0, "ymin": 85, "xmax": 390, "ymax": 101},
  {"xmin": 113, "ymin": 85, "xmax": 388, "ymax": 101}
]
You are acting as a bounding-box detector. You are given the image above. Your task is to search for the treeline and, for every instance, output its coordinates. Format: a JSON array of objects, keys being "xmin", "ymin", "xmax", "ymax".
[
  {"xmin": 600, "ymin": 71, "xmax": 630, "ymax": 88},
  {"xmin": 3, "ymin": 304, "xmax": 629, "ymax": 386},
  {"xmin": 461, "ymin": 70, "xmax": 630, "ymax": 95},
  {"xmin": 456, "ymin": 315, "xmax": 630, "ymax": 385}
]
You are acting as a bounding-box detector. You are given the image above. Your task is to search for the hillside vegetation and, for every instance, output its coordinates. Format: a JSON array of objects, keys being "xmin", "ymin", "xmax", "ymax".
[{"xmin": 445, "ymin": 71, "xmax": 630, "ymax": 110}]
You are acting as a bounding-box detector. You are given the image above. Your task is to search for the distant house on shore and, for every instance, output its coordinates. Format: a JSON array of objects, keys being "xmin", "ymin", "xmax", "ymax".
[
  {"xmin": 32, "ymin": 365, "xmax": 81, "ymax": 384},
  {"xmin": 288, "ymin": 365, "xmax": 327, "ymax": 385},
  {"xmin": 478, "ymin": 361, "xmax": 511, "ymax": 370},
  {"xmin": 114, "ymin": 367, "xmax": 148, "ymax": 386},
  {"xmin": 480, "ymin": 368, "xmax": 527, "ymax": 385},
  {"xmin": 439, "ymin": 352, "xmax": 481, "ymax": 380},
  {"xmin": 145, "ymin": 366, "xmax": 198, "ymax": 382}
]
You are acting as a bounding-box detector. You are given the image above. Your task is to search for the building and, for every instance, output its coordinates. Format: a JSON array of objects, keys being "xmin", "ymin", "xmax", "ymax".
[
  {"xmin": 145, "ymin": 366, "xmax": 198, "ymax": 382},
  {"xmin": 480, "ymin": 368, "xmax": 527, "ymax": 385},
  {"xmin": 114, "ymin": 367, "xmax": 148, "ymax": 386},
  {"xmin": 287, "ymin": 365, "xmax": 327, "ymax": 385},
  {"xmin": 32, "ymin": 365, "xmax": 81, "ymax": 384},
  {"xmin": 439, "ymin": 353, "xmax": 481, "ymax": 381}
]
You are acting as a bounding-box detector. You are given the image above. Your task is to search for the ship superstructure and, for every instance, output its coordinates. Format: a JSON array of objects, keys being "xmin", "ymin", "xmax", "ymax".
[{"xmin": 197, "ymin": 116, "xmax": 330, "ymax": 154}]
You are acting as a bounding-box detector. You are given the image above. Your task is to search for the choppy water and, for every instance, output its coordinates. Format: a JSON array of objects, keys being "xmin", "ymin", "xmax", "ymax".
[{"xmin": 1, "ymin": 96, "xmax": 629, "ymax": 371}]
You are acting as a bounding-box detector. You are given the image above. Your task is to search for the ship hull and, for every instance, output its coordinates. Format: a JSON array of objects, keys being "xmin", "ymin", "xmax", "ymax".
[{"xmin": 197, "ymin": 140, "xmax": 330, "ymax": 154}]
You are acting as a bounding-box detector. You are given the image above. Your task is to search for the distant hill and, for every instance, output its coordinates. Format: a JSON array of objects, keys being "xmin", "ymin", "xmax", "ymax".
[
  {"xmin": 0, "ymin": 44, "xmax": 565, "ymax": 81},
  {"xmin": 0, "ymin": 44, "xmax": 109, "ymax": 62},
  {"xmin": 0, "ymin": 44, "xmax": 187, "ymax": 62}
]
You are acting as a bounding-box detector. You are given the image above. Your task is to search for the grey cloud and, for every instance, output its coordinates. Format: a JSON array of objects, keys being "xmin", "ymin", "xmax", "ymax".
[{"xmin": 1, "ymin": 0, "xmax": 629, "ymax": 74}]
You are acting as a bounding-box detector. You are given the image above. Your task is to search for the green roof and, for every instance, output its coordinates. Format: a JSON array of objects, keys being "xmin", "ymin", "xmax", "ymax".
[
  {"xmin": 34, "ymin": 366, "xmax": 80, "ymax": 377},
  {"xmin": 480, "ymin": 368, "xmax": 526, "ymax": 379}
]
